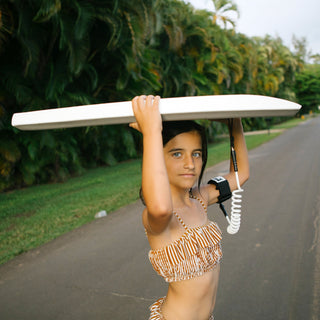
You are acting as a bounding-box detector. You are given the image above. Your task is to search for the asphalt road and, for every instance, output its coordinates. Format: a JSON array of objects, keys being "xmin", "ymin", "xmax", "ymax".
[{"xmin": 1, "ymin": 116, "xmax": 319, "ymax": 320}]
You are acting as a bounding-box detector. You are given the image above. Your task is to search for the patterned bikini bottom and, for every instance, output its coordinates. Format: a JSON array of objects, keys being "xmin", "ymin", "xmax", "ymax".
[{"xmin": 149, "ymin": 297, "xmax": 214, "ymax": 320}]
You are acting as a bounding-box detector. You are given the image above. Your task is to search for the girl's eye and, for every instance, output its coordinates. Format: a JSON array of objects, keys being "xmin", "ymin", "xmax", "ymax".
[
  {"xmin": 193, "ymin": 152, "xmax": 201, "ymax": 158},
  {"xmin": 172, "ymin": 152, "xmax": 182, "ymax": 158}
]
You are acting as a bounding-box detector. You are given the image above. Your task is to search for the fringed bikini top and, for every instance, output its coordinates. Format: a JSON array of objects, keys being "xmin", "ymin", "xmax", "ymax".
[{"xmin": 148, "ymin": 196, "xmax": 222, "ymax": 283}]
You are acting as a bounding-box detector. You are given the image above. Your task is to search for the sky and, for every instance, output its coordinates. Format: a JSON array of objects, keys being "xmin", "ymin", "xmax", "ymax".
[{"xmin": 184, "ymin": 0, "xmax": 320, "ymax": 56}]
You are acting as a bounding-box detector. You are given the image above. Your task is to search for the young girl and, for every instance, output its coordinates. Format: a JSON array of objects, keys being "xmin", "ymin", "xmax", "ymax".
[{"xmin": 130, "ymin": 95, "xmax": 249, "ymax": 320}]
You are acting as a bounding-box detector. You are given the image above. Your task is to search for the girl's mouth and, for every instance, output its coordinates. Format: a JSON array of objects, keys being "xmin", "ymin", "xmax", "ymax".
[{"xmin": 180, "ymin": 173, "xmax": 195, "ymax": 177}]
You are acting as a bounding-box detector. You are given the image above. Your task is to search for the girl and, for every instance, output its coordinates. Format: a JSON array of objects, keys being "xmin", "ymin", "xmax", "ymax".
[{"xmin": 130, "ymin": 95, "xmax": 249, "ymax": 320}]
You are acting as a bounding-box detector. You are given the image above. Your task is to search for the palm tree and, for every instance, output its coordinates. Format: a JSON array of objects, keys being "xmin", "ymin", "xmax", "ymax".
[
  {"xmin": 210, "ymin": 0, "xmax": 239, "ymax": 29},
  {"xmin": 253, "ymin": 36, "xmax": 300, "ymax": 99}
]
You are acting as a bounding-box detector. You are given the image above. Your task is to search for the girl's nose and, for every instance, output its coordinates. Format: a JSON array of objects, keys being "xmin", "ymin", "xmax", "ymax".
[{"xmin": 184, "ymin": 155, "xmax": 195, "ymax": 169}]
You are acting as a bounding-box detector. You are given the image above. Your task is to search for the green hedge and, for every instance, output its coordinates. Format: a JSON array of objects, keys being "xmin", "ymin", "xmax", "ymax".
[{"xmin": 0, "ymin": 0, "xmax": 305, "ymax": 191}]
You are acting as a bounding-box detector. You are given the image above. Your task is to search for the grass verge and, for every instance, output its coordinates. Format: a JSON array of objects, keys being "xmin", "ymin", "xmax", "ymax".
[{"xmin": 0, "ymin": 117, "xmax": 304, "ymax": 265}]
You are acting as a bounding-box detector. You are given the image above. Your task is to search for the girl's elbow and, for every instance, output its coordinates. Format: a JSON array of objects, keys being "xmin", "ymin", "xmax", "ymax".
[
  {"xmin": 147, "ymin": 203, "xmax": 172, "ymax": 218},
  {"xmin": 240, "ymin": 169, "xmax": 250, "ymax": 185}
]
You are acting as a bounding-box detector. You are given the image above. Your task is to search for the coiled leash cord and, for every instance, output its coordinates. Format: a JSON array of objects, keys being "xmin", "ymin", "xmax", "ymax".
[
  {"xmin": 226, "ymin": 119, "xmax": 244, "ymax": 234},
  {"xmin": 208, "ymin": 119, "xmax": 244, "ymax": 234}
]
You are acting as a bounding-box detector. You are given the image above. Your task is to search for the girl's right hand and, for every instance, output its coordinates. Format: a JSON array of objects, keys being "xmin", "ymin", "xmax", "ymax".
[{"xmin": 129, "ymin": 95, "xmax": 162, "ymax": 134}]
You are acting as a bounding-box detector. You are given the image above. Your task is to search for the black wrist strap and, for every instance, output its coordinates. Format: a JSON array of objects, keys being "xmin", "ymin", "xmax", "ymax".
[{"xmin": 208, "ymin": 176, "xmax": 232, "ymax": 203}]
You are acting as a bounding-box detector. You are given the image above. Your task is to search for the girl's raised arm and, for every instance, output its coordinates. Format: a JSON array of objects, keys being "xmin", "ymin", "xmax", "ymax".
[
  {"xmin": 206, "ymin": 118, "xmax": 249, "ymax": 206},
  {"xmin": 130, "ymin": 95, "xmax": 173, "ymax": 233}
]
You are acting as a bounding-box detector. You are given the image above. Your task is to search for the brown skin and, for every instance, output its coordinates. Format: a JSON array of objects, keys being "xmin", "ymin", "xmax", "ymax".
[{"xmin": 130, "ymin": 95, "xmax": 249, "ymax": 320}]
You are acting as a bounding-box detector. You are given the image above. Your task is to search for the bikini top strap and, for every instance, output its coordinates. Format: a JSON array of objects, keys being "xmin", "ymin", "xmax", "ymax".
[
  {"xmin": 190, "ymin": 195, "xmax": 208, "ymax": 213},
  {"xmin": 173, "ymin": 195, "xmax": 208, "ymax": 230},
  {"xmin": 173, "ymin": 211, "xmax": 188, "ymax": 230}
]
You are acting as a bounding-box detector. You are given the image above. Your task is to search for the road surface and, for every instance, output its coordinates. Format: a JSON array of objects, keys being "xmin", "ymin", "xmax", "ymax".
[{"xmin": 0, "ymin": 116, "xmax": 319, "ymax": 320}]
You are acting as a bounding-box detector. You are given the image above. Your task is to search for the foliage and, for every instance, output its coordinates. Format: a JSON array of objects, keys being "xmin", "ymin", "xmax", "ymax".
[
  {"xmin": 0, "ymin": 0, "xmax": 306, "ymax": 191},
  {"xmin": 0, "ymin": 0, "xmax": 159, "ymax": 190},
  {"xmin": 294, "ymin": 64, "xmax": 320, "ymax": 114}
]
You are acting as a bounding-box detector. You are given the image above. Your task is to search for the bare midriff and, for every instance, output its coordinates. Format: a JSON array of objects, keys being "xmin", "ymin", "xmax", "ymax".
[{"xmin": 161, "ymin": 266, "xmax": 220, "ymax": 320}]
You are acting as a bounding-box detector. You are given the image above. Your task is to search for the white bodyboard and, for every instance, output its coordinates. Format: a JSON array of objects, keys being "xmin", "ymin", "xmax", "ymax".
[{"xmin": 11, "ymin": 95, "xmax": 301, "ymax": 130}]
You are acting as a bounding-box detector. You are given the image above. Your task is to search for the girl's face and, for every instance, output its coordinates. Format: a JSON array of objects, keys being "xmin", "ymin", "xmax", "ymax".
[{"xmin": 163, "ymin": 131, "xmax": 203, "ymax": 192}]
